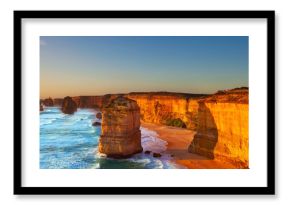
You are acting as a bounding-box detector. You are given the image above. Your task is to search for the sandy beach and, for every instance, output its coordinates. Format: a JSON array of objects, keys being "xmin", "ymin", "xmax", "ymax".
[{"xmin": 141, "ymin": 122, "xmax": 236, "ymax": 169}]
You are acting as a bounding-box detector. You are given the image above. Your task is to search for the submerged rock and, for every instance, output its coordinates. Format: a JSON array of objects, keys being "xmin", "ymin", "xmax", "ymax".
[
  {"xmin": 99, "ymin": 96, "xmax": 143, "ymax": 158},
  {"xmin": 92, "ymin": 121, "xmax": 101, "ymax": 126},
  {"xmin": 153, "ymin": 153, "xmax": 162, "ymax": 158},
  {"xmin": 61, "ymin": 96, "xmax": 77, "ymax": 114},
  {"xmin": 144, "ymin": 150, "xmax": 151, "ymax": 154},
  {"xmin": 96, "ymin": 112, "xmax": 102, "ymax": 120}
]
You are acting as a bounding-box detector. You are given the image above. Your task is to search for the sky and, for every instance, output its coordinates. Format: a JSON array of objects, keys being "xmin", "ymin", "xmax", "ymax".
[{"xmin": 40, "ymin": 36, "xmax": 248, "ymax": 98}]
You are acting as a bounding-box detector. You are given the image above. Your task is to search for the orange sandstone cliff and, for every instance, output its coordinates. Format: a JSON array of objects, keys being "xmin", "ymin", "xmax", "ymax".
[
  {"xmin": 63, "ymin": 92, "xmax": 206, "ymax": 130},
  {"xmin": 126, "ymin": 92, "xmax": 206, "ymax": 130},
  {"xmin": 188, "ymin": 88, "xmax": 249, "ymax": 168},
  {"xmin": 51, "ymin": 89, "xmax": 249, "ymax": 166}
]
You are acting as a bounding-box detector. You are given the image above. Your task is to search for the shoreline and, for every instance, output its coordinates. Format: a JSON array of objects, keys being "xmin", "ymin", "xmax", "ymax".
[{"xmin": 141, "ymin": 122, "xmax": 237, "ymax": 169}]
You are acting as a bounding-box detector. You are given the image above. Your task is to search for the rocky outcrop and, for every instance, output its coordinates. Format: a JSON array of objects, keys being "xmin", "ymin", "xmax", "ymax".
[
  {"xmin": 126, "ymin": 92, "xmax": 205, "ymax": 130},
  {"xmin": 43, "ymin": 97, "xmax": 54, "ymax": 106},
  {"xmin": 188, "ymin": 88, "xmax": 249, "ymax": 168},
  {"xmin": 99, "ymin": 96, "xmax": 143, "ymax": 158},
  {"xmin": 61, "ymin": 96, "xmax": 78, "ymax": 114}
]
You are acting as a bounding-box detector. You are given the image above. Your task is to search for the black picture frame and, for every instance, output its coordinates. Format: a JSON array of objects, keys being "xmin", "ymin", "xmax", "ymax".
[{"xmin": 14, "ymin": 10, "xmax": 275, "ymax": 195}]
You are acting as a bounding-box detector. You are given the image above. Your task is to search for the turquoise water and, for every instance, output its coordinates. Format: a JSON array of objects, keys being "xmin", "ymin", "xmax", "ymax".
[{"xmin": 40, "ymin": 107, "xmax": 180, "ymax": 169}]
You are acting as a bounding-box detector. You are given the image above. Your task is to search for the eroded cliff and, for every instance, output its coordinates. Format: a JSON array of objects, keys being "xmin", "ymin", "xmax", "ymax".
[
  {"xmin": 70, "ymin": 94, "xmax": 124, "ymax": 109},
  {"xmin": 126, "ymin": 92, "xmax": 206, "ymax": 130},
  {"xmin": 43, "ymin": 97, "xmax": 54, "ymax": 106},
  {"xmin": 53, "ymin": 98, "xmax": 63, "ymax": 106},
  {"xmin": 188, "ymin": 88, "xmax": 249, "ymax": 168},
  {"xmin": 61, "ymin": 92, "xmax": 205, "ymax": 130}
]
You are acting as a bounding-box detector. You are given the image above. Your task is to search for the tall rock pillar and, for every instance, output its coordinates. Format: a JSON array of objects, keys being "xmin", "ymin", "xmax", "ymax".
[{"xmin": 99, "ymin": 96, "xmax": 143, "ymax": 158}]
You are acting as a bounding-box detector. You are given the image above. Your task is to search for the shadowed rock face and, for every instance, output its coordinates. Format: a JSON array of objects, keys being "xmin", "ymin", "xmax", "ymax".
[
  {"xmin": 71, "ymin": 96, "xmax": 104, "ymax": 108},
  {"xmin": 188, "ymin": 102, "xmax": 218, "ymax": 159},
  {"xmin": 99, "ymin": 96, "xmax": 143, "ymax": 158},
  {"xmin": 61, "ymin": 96, "xmax": 78, "ymax": 114},
  {"xmin": 40, "ymin": 100, "xmax": 44, "ymax": 111}
]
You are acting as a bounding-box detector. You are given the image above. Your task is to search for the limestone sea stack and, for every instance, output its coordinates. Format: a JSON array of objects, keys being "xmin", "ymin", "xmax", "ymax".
[
  {"xmin": 99, "ymin": 96, "xmax": 143, "ymax": 158},
  {"xmin": 43, "ymin": 97, "xmax": 54, "ymax": 106},
  {"xmin": 61, "ymin": 96, "xmax": 78, "ymax": 114}
]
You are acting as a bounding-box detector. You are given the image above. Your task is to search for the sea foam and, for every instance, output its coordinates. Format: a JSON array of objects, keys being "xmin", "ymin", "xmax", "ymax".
[{"xmin": 140, "ymin": 127, "xmax": 168, "ymax": 153}]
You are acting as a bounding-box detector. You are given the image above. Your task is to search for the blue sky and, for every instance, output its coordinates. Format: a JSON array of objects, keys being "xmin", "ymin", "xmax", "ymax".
[{"xmin": 40, "ymin": 36, "xmax": 248, "ymax": 98}]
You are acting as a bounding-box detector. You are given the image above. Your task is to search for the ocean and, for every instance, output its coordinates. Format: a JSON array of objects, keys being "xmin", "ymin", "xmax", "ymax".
[{"xmin": 40, "ymin": 107, "xmax": 181, "ymax": 169}]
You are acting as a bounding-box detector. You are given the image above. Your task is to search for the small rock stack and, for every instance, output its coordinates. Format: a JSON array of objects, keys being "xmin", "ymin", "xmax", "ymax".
[
  {"xmin": 61, "ymin": 96, "xmax": 77, "ymax": 114},
  {"xmin": 99, "ymin": 96, "xmax": 143, "ymax": 158},
  {"xmin": 43, "ymin": 97, "xmax": 54, "ymax": 106}
]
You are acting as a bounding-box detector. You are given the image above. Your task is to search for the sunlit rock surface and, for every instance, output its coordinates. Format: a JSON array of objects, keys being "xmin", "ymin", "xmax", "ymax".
[
  {"xmin": 126, "ymin": 92, "xmax": 206, "ymax": 130},
  {"xmin": 63, "ymin": 93, "xmax": 206, "ymax": 130},
  {"xmin": 188, "ymin": 88, "xmax": 249, "ymax": 168},
  {"xmin": 99, "ymin": 96, "xmax": 143, "ymax": 158}
]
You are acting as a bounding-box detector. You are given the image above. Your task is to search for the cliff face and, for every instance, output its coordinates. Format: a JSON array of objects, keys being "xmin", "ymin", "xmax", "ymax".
[
  {"xmin": 43, "ymin": 97, "xmax": 54, "ymax": 106},
  {"xmin": 53, "ymin": 98, "xmax": 63, "ymax": 106},
  {"xmin": 126, "ymin": 93, "xmax": 203, "ymax": 130},
  {"xmin": 188, "ymin": 89, "xmax": 249, "ymax": 168},
  {"xmin": 66, "ymin": 93, "xmax": 204, "ymax": 130},
  {"xmin": 70, "ymin": 95, "xmax": 123, "ymax": 109},
  {"xmin": 99, "ymin": 97, "xmax": 143, "ymax": 158},
  {"xmin": 72, "ymin": 96, "xmax": 104, "ymax": 108}
]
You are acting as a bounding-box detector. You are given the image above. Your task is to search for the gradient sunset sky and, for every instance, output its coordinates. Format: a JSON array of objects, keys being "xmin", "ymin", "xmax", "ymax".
[{"xmin": 40, "ymin": 36, "xmax": 248, "ymax": 98}]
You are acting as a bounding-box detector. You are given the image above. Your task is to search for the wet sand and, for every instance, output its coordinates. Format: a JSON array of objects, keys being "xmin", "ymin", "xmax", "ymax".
[{"xmin": 141, "ymin": 122, "xmax": 236, "ymax": 169}]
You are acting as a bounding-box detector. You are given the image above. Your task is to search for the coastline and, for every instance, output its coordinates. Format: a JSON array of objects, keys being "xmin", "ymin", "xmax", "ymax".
[{"xmin": 141, "ymin": 122, "xmax": 237, "ymax": 169}]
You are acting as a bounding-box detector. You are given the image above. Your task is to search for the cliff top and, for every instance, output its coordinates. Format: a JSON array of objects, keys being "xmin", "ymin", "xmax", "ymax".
[
  {"xmin": 127, "ymin": 92, "xmax": 208, "ymax": 100},
  {"xmin": 104, "ymin": 96, "xmax": 140, "ymax": 110},
  {"xmin": 203, "ymin": 87, "xmax": 249, "ymax": 104}
]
